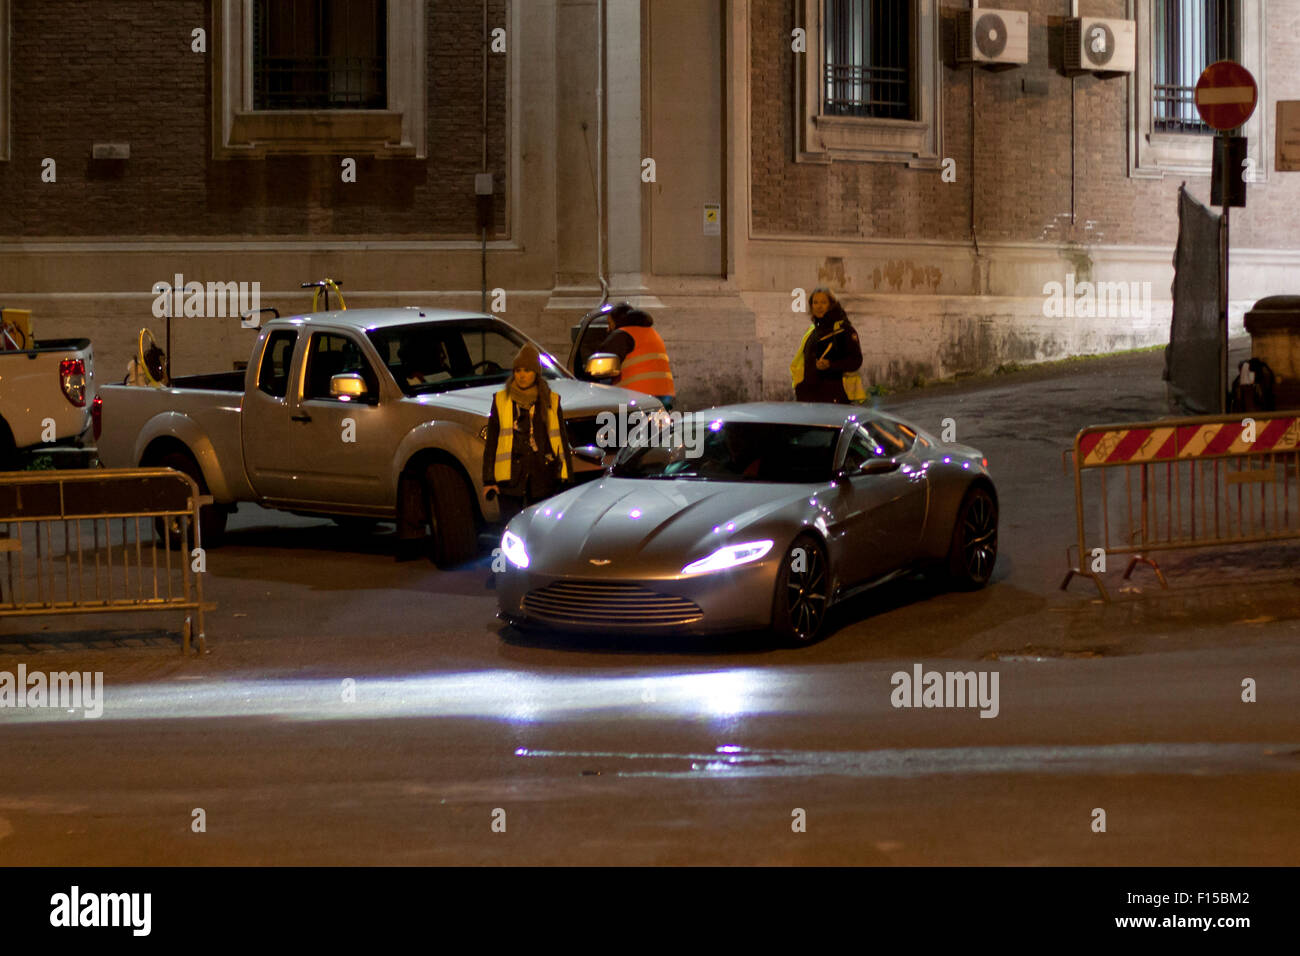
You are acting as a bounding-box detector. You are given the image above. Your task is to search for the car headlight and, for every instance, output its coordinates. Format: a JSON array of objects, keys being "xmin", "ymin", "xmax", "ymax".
[
  {"xmin": 501, "ymin": 530, "xmax": 530, "ymax": 569},
  {"xmin": 681, "ymin": 539, "xmax": 773, "ymax": 574}
]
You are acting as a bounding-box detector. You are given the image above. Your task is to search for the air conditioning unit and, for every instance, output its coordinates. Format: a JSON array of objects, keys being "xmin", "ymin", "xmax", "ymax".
[
  {"xmin": 956, "ymin": 8, "xmax": 1029, "ymax": 68},
  {"xmin": 1065, "ymin": 16, "xmax": 1135, "ymax": 75}
]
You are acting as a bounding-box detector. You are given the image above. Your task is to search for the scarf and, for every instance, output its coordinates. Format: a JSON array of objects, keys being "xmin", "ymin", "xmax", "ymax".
[{"xmin": 508, "ymin": 378, "xmax": 539, "ymax": 408}]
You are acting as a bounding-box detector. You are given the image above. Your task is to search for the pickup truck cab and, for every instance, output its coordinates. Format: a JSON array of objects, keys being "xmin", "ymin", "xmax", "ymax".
[
  {"xmin": 96, "ymin": 308, "xmax": 659, "ymax": 565},
  {"xmin": 0, "ymin": 338, "xmax": 95, "ymax": 470}
]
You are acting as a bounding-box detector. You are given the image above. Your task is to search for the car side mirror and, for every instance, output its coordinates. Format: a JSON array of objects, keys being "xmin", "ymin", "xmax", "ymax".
[
  {"xmin": 858, "ymin": 458, "xmax": 901, "ymax": 476},
  {"xmin": 836, "ymin": 458, "xmax": 901, "ymax": 482},
  {"xmin": 585, "ymin": 352, "xmax": 621, "ymax": 381},
  {"xmin": 573, "ymin": 445, "xmax": 607, "ymax": 466},
  {"xmin": 330, "ymin": 372, "xmax": 368, "ymax": 400}
]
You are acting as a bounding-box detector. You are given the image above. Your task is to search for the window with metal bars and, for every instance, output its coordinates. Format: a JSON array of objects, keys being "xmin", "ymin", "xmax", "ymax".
[
  {"xmin": 253, "ymin": 0, "xmax": 387, "ymax": 111},
  {"xmin": 823, "ymin": 0, "xmax": 913, "ymax": 120},
  {"xmin": 1153, "ymin": 0, "xmax": 1237, "ymax": 134}
]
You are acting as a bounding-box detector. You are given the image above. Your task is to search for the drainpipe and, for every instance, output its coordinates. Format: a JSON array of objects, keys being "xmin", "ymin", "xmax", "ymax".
[
  {"xmin": 1069, "ymin": 0, "xmax": 1077, "ymax": 225},
  {"xmin": 596, "ymin": 0, "xmax": 609, "ymax": 304},
  {"xmin": 970, "ymin": 0, "xmax": 982, "ymax": 289}
]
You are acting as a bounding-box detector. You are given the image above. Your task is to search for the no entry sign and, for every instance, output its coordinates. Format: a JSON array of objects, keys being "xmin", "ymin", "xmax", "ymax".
[{"xmin": 1195, "ymin": 60, "xmax": 1258, "ymax": 131}]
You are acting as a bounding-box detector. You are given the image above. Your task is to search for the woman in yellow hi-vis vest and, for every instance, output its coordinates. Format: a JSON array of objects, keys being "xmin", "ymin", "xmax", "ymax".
[
  {"xmin": 791, "ymin": 287, "xmax": 867, "ymax": 404},
  {"xmin": 482, "ymin": 344, "xmax": 574, "ymax": 524}
]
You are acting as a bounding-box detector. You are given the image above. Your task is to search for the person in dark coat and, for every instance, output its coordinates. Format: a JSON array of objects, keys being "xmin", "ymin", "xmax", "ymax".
[
  {"xmin": 791, "ymin": 287, "xmax": 866, "ymax": 404},
  {"xmin": 482, "ymin": 343, "xmax": 574, "ymax": 524}
]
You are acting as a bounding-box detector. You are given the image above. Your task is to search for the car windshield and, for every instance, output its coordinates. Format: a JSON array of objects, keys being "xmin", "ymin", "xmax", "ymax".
[
  {"xmin": 366, "ymin": 320, "xmax": 567, "ymax": 396},
  {"xmin": 611, "ymin": 419, "xmax": 841, "ymax": 483}
]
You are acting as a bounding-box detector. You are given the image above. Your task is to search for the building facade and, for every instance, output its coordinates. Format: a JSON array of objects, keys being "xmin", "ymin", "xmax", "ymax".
[{"xmin": 1, "ymin": 0, "xmax": 1297, "ymax": 406}]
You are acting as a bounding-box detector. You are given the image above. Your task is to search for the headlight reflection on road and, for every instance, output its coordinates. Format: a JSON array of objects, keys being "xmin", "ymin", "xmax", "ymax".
[{"xmin": 0, "ymin": 669, "xmax": 788, "ymax": 726}]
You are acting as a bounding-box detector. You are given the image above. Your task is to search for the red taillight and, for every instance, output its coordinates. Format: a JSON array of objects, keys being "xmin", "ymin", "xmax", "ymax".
[
  {"xmin": 91, "ymin": 396, "xmax": 103, "ymax": 441},
  {"xmin": 60, "ymin": 358, "xmax": 87, "ymax": 407}
]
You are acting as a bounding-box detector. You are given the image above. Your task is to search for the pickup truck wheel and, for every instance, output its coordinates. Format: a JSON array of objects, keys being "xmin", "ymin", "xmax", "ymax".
[
  {"xmin": 425, "ymin": 463, "xmax": 478, "ymax": 568},
  {"xmin": 154, "ymin": 451, "xmax": 226, "ymax": 550}
]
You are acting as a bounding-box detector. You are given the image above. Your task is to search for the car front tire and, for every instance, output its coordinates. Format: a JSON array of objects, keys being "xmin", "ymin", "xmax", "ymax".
[{"xmin": 770, "ymin": 533, "xmax": 830, "ymax": 645}]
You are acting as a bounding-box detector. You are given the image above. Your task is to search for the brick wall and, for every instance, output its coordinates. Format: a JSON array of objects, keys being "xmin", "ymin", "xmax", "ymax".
[
  {"xmin": 0, "ymin": 0, "xmax": 508, "ymax": 238},
  {"xmin": 749, "ymin": 0, "xmax": 1300, "ymax": 252}
]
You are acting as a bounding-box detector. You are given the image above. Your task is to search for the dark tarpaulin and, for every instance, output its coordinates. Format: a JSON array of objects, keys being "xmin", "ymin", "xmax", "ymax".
[{"xmin": 1164, "ymin": 185, "xmax": 1224, "ymax": 414}]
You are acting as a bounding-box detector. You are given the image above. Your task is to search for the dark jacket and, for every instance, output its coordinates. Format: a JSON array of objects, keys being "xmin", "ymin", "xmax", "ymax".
[
  {"xmin": 794, "ymin": 304, "xmax": 863, "ymax": 403},
  {"xmin": 594, "ymin": 308, "xmax": 654, "ymax": 361},
  {"xmin": 482, "ymin": 391, "xmax": 574, "ymax": 501}
]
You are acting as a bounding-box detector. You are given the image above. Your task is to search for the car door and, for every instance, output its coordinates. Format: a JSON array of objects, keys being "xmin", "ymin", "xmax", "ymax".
[
  {"xmin": 831, "ymin": 423, "xmax": 929, "ymax": 586},
  {"xmin": 289, "ymin": 330, "xmax": 389, "ymax": 508},
  {"xmin": 242, "ymin": 328, "xmax": 305, "ymax": 502}
]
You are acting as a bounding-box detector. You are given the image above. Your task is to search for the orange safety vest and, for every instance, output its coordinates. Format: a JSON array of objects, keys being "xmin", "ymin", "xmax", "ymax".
[{"xmin": 616, "ymin": 325, "xmax": 675, "ymax": 396}]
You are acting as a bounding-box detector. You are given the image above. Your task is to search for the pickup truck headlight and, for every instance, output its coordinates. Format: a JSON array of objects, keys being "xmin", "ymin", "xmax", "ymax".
[
  {"xmin": 501, "ymin": 530, "xmax": 530, "ymax": 569},
  {"xmin": 681, "ymin": 540, "xmax": 773, "ymax": 575}
]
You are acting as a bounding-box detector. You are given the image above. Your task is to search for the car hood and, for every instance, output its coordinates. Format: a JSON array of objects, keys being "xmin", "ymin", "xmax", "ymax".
[
  {"xmin": 514, "ymin": 477, "xmax": 819, "ymax": 573},
  {"xmin": 413, "ymin": 380, "xmax": 660, "ymax": 420}
]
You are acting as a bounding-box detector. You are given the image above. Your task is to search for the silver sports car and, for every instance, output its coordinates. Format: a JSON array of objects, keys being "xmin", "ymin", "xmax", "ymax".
[{"xmin": 496, "ymin": 403, "xmax": 997, "ymax": 643}]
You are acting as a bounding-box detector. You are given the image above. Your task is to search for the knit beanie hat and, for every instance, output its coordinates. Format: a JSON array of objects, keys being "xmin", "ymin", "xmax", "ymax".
[{"xmin": 513, "ymin": 343, "xmax": 541, "ymax": 373}]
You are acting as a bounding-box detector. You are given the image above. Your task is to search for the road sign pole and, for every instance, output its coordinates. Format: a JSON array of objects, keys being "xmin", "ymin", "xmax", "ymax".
[
  {"xmin": 1220, "ymin": 195, "xmax": 1230, "ymax": 413},
  {"xmin": 1195, "ymin": 61, "xmax": 1257, "ymax": 413}
]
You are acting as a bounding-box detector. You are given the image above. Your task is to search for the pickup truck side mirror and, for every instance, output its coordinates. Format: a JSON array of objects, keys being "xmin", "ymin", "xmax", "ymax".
[
  {"xmin": 330, "ymin": 373, "xmax": 368, "ymax": 401},
  {"xmin": 584, "ymin": 352, "xmax": 621, "ymax": 382}
]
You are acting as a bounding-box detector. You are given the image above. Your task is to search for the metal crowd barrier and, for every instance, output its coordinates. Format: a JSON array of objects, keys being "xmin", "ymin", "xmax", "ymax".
[
  {"xmin": 1061, "ymin": 411, "xmax": 1300, "ymax": 600},
  {"xmin": 0, "ymin": 468, "xmax": 212, "ymax": 653}
]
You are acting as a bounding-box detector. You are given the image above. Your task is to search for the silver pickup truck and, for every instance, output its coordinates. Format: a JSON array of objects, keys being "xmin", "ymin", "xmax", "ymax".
[
  {"xmin": 95, "ymin": 308, "xmax": 658, "ymax": 565},
  {"xmin": 0, "ymin": 337, "xmax": 96, "ymax": 470}
]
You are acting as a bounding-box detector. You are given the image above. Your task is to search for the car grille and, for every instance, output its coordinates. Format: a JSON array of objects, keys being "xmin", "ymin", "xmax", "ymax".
[{"xmin": 522, "ymin": 581, "xmax": 704, "ymax": 628}]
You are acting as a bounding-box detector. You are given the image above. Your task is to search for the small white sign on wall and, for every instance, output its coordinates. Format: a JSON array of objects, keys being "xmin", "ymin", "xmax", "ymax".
[{"xmin": 703, "ymin": 203, "xmax": 721, "ymax": 236}]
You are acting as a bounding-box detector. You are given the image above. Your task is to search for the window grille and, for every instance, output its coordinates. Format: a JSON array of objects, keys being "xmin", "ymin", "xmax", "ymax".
[
  {"xmin": 253, "ymin": 0, "xmax": 387, "ymax": 111},
  {"xmin": 823, "ymin": 0, "xmax": 913, "ymax": 120},
  {"xmin": 1153, "ymin": 0, "xmax": 1236, "ymax": 134}
]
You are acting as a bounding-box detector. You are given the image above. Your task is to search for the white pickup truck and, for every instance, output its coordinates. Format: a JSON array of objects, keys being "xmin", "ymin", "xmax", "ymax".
[
  {"xmin": 0, "ymin": 338, "xmax": 96, "ymax": 470},
  {"xmin": 95, "ymin": 308, "xmax": 658, "ymax": 566}
]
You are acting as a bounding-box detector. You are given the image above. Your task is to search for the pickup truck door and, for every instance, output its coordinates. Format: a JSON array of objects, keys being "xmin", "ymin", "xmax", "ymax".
[
  {"xmin": 242, "ymin": 328, "xmax": 305, "ymax": 501},
  {"xmin": 286, "ymin": 329, "xmax": 389, "ymax": 507}
]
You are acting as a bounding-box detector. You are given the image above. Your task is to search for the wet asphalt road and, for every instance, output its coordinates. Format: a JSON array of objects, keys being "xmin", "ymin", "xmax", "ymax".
[{"xmin": 2, "ymin": 345, "xmax": 1299, "ymax": 865}]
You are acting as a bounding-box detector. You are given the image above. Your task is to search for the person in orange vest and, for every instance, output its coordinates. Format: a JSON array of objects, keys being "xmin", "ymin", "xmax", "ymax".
[
  {"xmin": 482, "ymin": 344, "xmax": 573, "ymax": 524},
  {"xmin": 595, "ymin": 306, "xmax": 677, "ymax": 410}
]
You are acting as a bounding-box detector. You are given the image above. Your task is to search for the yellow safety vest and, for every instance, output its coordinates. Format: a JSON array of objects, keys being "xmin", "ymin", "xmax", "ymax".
[
  {"xmin": 493, "ymin": 390, "xmax": 569, "ymax": 482},
  {"xmin": 790, "ymin": 321, "xmax": 867, "ymax": 402}
]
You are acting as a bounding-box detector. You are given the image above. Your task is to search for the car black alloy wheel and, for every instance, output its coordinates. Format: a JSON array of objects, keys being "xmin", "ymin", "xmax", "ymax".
[
  {"xmin": 948, "ymin": 485, "xmax": 997, "ymax": 589},
  {"xmin": 774, "ymin": 533, "xmax": 829, "ymax": 644}
]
